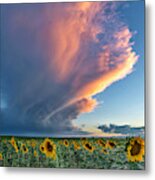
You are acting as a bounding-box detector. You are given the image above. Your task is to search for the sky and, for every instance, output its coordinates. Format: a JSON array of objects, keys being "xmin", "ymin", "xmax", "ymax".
[
  {"xmin": 0, "ymin": 1, "xmax": 145, "ymax": 137},
  {"xmin": 76, "ymin": 1, "xmax": 145, "ymax": 132}
]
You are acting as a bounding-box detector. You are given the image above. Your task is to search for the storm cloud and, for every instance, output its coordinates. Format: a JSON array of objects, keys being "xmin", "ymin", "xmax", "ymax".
[{"xmin": 0, "ymin": 2, "xmax": 138, "ymax": 136}]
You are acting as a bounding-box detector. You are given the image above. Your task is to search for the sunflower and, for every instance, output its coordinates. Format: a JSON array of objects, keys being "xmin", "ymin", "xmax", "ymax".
[
  {"xmin": 31, "ymin": 139, "xmax": 37, "ymax": 148},
  {"xmin": 43, "ymin": 138, "xmax": 56, "ymax": 159},
  {"xmin": 63, "ymin": 139, "xmax": 69, "ymax": 147},
  {"xmin": 33, "ymin": 150, "xmax": 38, "ymax": 157},
  {"xmin": 21, "ymin": 144, "xmax": 29, "ymax": 154},
  {"xmin": 10, "ymin": 137, "xmax": 19, "ymax": 153},
  {"xmin": 97, "ymin": 139, "xmax": 106, "ymax": 147},
  {"xmin": 82, "ymin": 141, "xmax": 95, "ymax": 153},
  {"xmin": 100, "ymin": 148, "xmax": 109, "ymax": 155},
  {"xmin": 126, "ymin": 137, "xmax": 145, "ymax": 162},
  {"xmin": 39, "ymin": 143, "xmax": 45, "ymax": 153},
  {"xmin": 0, "ymin": 153, "xmax": 3, "ymax": 160},
  {"xmin": 72, "ymin": 141, "xmax": 81, "ymax": 150},
  {"xmin": 58, "ymin": 140, "xmax": 62, "ymax": 145},
  {"xmin": 106, "ymin": 140, "xmax": 116, "ymax": 149},
  {"xmin": 10, "ymin": 137, "xmax": 15, "ymax": 146}
]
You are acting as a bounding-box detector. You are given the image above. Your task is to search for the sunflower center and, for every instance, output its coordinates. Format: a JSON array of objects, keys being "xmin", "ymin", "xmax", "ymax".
[
  {"xmin": 47, "ymin": 142, "xmax": 53, "ymax": 152},
  {"xmin": 85, "ymin": 143, "xmax": 92, "ymax": 150},
  {"xmin": 23, "ymin": 145, "xmax": 27, "ymax": 151},
  {"xmin": 65, "ymin": 141, "xmax": 68, "ymax": 145},
  {"xmin": 130, "ymin": 141, "xmax": 141, "ymax": 156},
  {"xmin": 109, "ymin": 142, "xmax": 115, "ymax": 147},
  {"xmin": 99, "ymin": 140, "xmax": 105, "ymax": 147}
]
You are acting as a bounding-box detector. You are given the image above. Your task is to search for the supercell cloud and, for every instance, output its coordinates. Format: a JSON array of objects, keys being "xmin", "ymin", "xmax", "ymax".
[{"xmin": 0, "ymin": 2, "xmax": 138, "ymax": 136}]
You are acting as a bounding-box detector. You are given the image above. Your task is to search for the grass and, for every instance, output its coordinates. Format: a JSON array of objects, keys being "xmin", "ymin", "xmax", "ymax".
[{"xmin": 0, "ymin": 136, "xmax": 145, "ymax": 169}]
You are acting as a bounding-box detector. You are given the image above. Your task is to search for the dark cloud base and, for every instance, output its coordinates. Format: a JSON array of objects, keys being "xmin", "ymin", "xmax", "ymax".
[{"xmin": 98, "ymin": 124, "xmax": 144, "ymax": 137}]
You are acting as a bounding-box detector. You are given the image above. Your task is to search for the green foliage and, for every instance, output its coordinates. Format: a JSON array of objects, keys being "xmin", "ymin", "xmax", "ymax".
[{"xmin": 0, "ymin": 136, "xmax": 144, "ymax": 169}]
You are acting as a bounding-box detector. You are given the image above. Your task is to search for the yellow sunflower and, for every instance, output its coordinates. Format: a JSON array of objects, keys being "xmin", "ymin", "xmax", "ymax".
[
  {"xmin": 10, "ymin": 137, "xmax": 15, "ymax": 146},
  {"xmin": 31, "ymin": 139, "xmax": 37, "ymax": 148},
  {"xmin": 72, "ymin": 141, "xmax": 81, "ymax": 150},
  {"xmin": 126, "ymin": 137, "xmax": 145, "ymax": 162},
  {"xmin": 33, "ymin": 150, "xmax": 38, "ymax": 157},
  {"xmin": 97, "ymin": 139, "xmax": 106, "ymax": 147},
  {"xmin": 21, "ymin": 143, "xmax": 29, "ymax": 154},
  {"xmin": 58, "ymin": 140, "xmax": 62, "ymax": 145},
  {"xmin": 10, "ymin": 137, "xmax": 19, "ymax": 153},
  {"xmin": 39, "ymin": 143, "xmax": 45, "ymax": 153},
  {"xmin": 43, "ymin": 138, "xmax": 56, "ymax": 160},
  {"xmin": 63, "ymin": 139, "xmax": 69, "ymax": 147},
  {"xmin": 100, "ymin": 148, "xmax": 109, "ymax": 155},
  {"xmin": 106, "ymin": 140, "xmax": 116, "ymax": 149},
  {"xmin": 82, "ymin": 141, "xmax": 95, "ymax": 153},
  {"xmin": 0, "ymin": 153, "xmax": 3, "ymax": 160}
]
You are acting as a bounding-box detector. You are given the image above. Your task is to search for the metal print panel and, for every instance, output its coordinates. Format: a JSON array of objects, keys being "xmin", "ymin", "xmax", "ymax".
[{"xmin": 0, "ymin": 0, "xmax": 145, "ymax": 169}]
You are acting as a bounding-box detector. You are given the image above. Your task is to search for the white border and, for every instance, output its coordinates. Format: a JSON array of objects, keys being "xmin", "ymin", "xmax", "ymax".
[{"xmin": 0, "ymin": 0, "xmax": 140, "ymax": 3}]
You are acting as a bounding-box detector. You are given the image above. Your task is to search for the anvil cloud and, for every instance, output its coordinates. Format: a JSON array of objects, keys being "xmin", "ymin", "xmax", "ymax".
[{"xmin": 0, "ymin": 2, "xmax": 138, "ymax": 136}]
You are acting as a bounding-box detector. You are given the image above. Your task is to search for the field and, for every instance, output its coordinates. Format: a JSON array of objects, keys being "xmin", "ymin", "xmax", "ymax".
[{"xmin": 0, "ymin": 136, "xmax": 145, "ymax": 170}]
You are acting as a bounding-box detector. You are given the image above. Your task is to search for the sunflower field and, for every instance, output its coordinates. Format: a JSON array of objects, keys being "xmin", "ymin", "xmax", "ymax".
[{"xmin": 0, "ymin": 136, "xmax": 145, "ymax": 170}]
